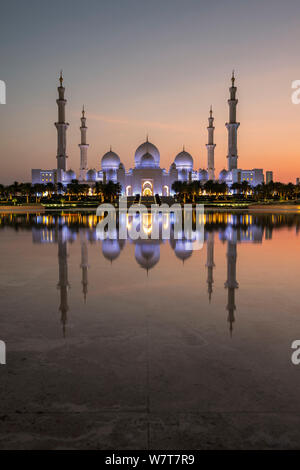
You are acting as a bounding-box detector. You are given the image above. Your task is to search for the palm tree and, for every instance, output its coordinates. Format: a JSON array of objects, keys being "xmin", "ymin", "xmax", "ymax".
[
  {"xmin": 33, "ymin": 184, "xmax": 45, "ymax": 202},
  {"xmin": 66, "ymin": 184, "xmax": 74, "ymax": 201},
  {"xmin": 1, "ymin": 185, "xmax": 8, "ymax": 201},
  {"xmin": 286, "ymin": 183, "xmax": 295, "ymax": 200},
  {"xmin": 253, "ymin": 184, "xmax": 263, "ymax": 201},
  {"xmin": 12, "ymin": 181, "xmax": 19, "ymax": 197},
  {"xmin": 80, "ymin": 184, "xmax": 90, "ymax": 198},
  {"xmin": 171, "ymin": 181, "xmax": 190, "ymax": 203},
  {"xmin": 101, "ymin": 181, "xmax": 122, "ymax": 203},
  {"xmin": 72, "ymin": 180, "xmax": 81, "ymax": 198},
  {"xmin": 273, "ymin": 182, "xmax": 285, "ymax": 199},
  {"xmin": 113, "ymin": 182, "xmax": 122, "ymax": 202},
  {"xmin": 57, "ymin": 182, "xmax": 64, "ymax": 195},
  {"xmin": 240, "ymin": 181, "xmax": 251, "ymax": 197},
  {"xmin": 5, "ymin": 181, "xmax": 19, "ymax": 201},
  {"xmin": 171, "ymin": 181, "xmax": 183, "ymax": 198},
  {"xmin": 20, "ymin": 183, "xmax": 33, "ymax": 203},
  {"xmin": 188, "ymin": 181, "xmax": 201, "ymax": 202},
  {"xmin": 6, "ymin": 185, "xmax": 14, "ymax": 201},
  {"xmin": 204, "ymin": 180, "xmax": 215, "ymax": 196},
  {"xmin": 231, "ymin": 182, "xmax": 242, "ymax": 195},
  {"xmin": 45, "ymin": 182, "xmax": 55, "ymax": 199},
  {"xmin": 215, "ymin": 182, "xmax": 228, "ymax": 198},
  {"xmin": 94, "ymin": 181, "xmax": 104, "ymax": 201},
  {"xmin": 265, "ymin": 181, "xmax": 275, "ymax": 199},
  {"xmin": 65, "ymin": 180, "xmax": 81, "ymax": 201}
]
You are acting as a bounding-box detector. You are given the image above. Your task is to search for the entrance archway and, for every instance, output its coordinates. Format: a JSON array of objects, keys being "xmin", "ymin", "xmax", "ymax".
[
  {"xmin": 163, "ymin": 185, "xmax": 169, "ymax": 196},
  {"xmin": 142, "ymin": 180, "xmax": 154, "ymax": 196}
]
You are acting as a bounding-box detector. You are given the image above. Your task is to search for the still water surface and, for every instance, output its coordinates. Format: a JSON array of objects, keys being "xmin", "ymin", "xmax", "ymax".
[{"xmin": 0, "ymin": 210, "xmax": 300, "ymax": 449}]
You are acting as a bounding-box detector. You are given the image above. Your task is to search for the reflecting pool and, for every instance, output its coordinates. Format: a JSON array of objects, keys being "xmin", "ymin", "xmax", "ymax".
[{"xmin": 0, "ymin": 210, "xmax": 300, "ymax": 449}]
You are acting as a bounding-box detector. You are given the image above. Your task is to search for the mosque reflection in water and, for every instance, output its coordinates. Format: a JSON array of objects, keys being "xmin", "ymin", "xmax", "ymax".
[{"xmin": 2, "ymin": 211, "xmax": 299, "ymax": 336}]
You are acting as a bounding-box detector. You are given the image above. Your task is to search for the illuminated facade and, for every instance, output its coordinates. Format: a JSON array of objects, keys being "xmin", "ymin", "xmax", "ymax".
[
  {"xmin": 96, "ymin": 139, "xmax": 206, "ymax": 197},
  {"xmin": 32, "ymin": 72, "xmax": 265, "ymax": 191}
]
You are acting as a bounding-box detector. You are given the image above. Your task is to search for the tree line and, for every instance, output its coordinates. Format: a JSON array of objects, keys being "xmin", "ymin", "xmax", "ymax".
[
  {"xmin": 0, "ymin": 179, "xmax": 299, "ymax": 204},
  {"xmin": 171, "ymin": 180, "xmax": 300, "ymax": 202},
  {"xmin": 0, "ymin": 180, "xmax": 122, "ymax": 204}
]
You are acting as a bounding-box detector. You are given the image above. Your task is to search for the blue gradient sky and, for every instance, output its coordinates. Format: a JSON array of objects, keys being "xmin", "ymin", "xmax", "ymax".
[{"xmin": 0, "ymin": 0, "xmax": 300, "ymax": 183}]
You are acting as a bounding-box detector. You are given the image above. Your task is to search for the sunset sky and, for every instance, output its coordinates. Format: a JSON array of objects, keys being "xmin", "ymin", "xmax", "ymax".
[{"xmin": 0, "ymin": 0, "xmax": 300, "ymax": 184}]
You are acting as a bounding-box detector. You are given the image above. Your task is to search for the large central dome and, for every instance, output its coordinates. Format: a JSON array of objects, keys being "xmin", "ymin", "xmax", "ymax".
[
  {"xmin": 140, "ymin": 152, "xmax": 156, "ymax": 168},
  {"xmin": 135, "ymin": 242, "xmax": 160, "ymax": 271},
  {"xmin": 135, "ymin": 140, "xmax": 160, "ymax": 167}
]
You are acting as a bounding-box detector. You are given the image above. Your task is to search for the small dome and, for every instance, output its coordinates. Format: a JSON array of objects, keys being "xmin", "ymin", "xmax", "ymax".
[
  {"xmin": 135, "ymin": 140, "xmax": 160, "ymax": 167},
  {"xmin": 102, "ymin": 239, "xmax": 121, "ymax": 262},
  {"xmin": 219, "ymin": 169, "xmax": 228, "ymax": 181},
  {"xmin": 140, "ymin": 152, "xmax": 155, "ymax": 167},
  {"xmin": 174, "ymin": 240, "xmax": 193, "ymax": 262},
  {"xmin": 101, "ymin": 150, "xmax": 120, "ymax": 169},
  {"xmin": 119, "ymin": 162, "xmax": 125, "ymax": 170},
  {"xmin": 66, "ymin": 169, "xmax": 76, "ymax": 181},
  {"xmin": 174, "ymin": 150, "xmax": 193, "ymax": 168},
  {"xmin": 199, "ymin": 169, "xmax": 208, "ymax": 180},
  {"xmin": 86, "ymin": 169, "xmax": 96, "ymax": 181},
  {"xmin": 170, "ymin": 162, "xmax": 177, "ymax": 171}
]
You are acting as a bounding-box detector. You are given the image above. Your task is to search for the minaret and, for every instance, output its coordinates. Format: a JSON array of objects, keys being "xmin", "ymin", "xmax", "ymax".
[
  {"xmin": 79, "ymin": 105, "xmax": 89, "ymax": 181},
  {"xmin": 225, "ymin": 71, "xmax": 240, "ymax": 171},
  {"xmin": 206, "ymin": 106, "xmax": 216, "ymax": 181},
  {"xmin": 205, "ymin": 231, "xmax": 215, "ymax": 302},
  {"xmin": 224, "ymin": 239, "xmax": 239, "ymax": 335},
  {"xmin": 55, "ymin": 70, "xmax": 69, "ymax": 174},
  {"xmin": 80, "ymin": 233, "xmax": 89, "ymax": 303},
  {"xmin": 57, "ymin": 228, "xmax": 69, "ymax": 337}
]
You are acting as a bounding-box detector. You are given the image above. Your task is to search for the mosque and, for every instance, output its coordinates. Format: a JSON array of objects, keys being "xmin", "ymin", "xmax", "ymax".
[{"xmin": 32, "ymin": 72, "xmax": 264, "ymax": 192}]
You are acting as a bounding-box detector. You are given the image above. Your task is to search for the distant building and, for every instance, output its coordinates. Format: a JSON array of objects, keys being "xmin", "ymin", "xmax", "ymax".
[
  {"xmin": 32, "ymin": 169, "xmax": 57, "ymax": 185},
  {"xmin": 231, "ymin": 168, "xmax": 264, "ymax": 187},
  {"xmin": 296, "ymin": 177, "xmax": 300, "ymax": 186},
  {"xmin": 266, "ymin": 171, "xmax": 273, "ymax": 184}
]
